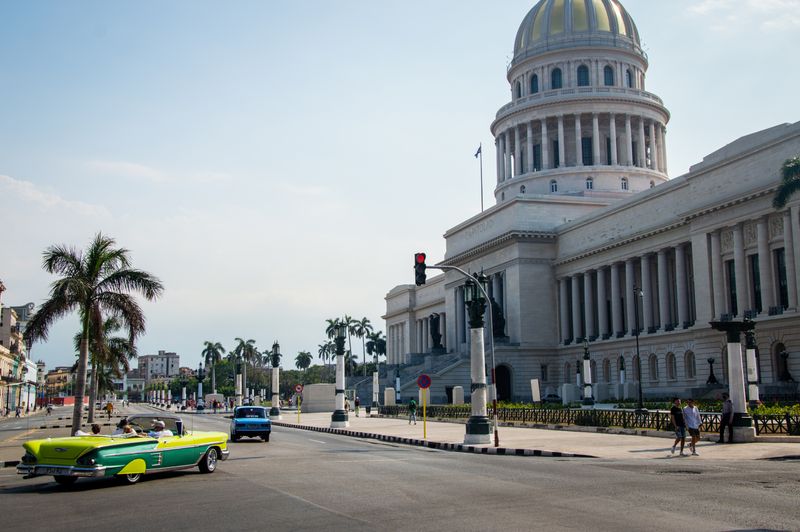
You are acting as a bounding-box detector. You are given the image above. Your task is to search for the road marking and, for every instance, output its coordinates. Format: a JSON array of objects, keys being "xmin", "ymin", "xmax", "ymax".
[
  {"xmin": 308, "ymin": 439, "xmax": 327, "ymax": 445},
  {"xmin": 6, "ymin": 429, "xmax": 35, "ymax": 444}
]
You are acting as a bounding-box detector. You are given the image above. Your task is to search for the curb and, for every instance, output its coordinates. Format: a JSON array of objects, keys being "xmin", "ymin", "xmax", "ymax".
[{"xmin": 272, "ymin": 422, "xmax": 596, "ymax": 458}]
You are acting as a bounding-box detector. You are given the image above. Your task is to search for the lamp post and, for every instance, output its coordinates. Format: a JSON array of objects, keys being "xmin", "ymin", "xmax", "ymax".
[
  {"xmin": 331, "ymin": 321, "xmax": 349, "ymax": 428},
  {"xmin": 709, "ymin": 319, "xmax": 756, "ymax": 442},
  {"xmin": 24, "ymin": 336, "xmax": 34, "ymax": 411},
  {"xmin": 197, "ymin": 362, "xmax": 205, "ymax": 409},
  {"xmin": 463, "ymin": 274, "xmax": 493, "ymax": 445},
  {"xmin": 706, "ymin": 358, "xmax": 718, "ymax": 384},
  {"xmin": 582, "ymin": 340, "xmax": 594, "ymax": 407},
  {"xmin": 632, "ymin": 286, "xmax": 647, "ymax": 414},
  {"xmin": 180, "ymin": 373, "xmax": 188, "ymax": 408},
  {"xmin": 269, "ymin": 341, "xmax": 282, "ymax": 419},
  {"xmin": 743, "ymin": 328, "xmax": 760, "ymax": 406}
]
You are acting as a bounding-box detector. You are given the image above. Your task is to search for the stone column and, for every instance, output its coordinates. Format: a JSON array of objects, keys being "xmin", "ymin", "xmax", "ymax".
[
  {"xmin": 557, "ymin": 115, "xmax": 566, "ymax": 167},
  {"xmin": 584, "ymin": 271, "xmax": 595, "ymax": 340},
  {"xmin": 371, "ymin": 371, "xmax": 380, "ymax": 416},
  {"xmin": 638, "ymin": 117, "xmax": 646, "ymax": 168},
  {"xmin": 464, "ymin": 325, "xmax": 490, "ymax": 444},
  {"xmin": 657, "ymin": 249, "xmax": 670, "ymax": 329},
  {"xmin": 456, "ymin": 287, "xmax": 465, "ymax": 345},
  {"xmin": 592, "ymin": 113, "xmax": 600, "ymax": 165},
  {"xmin": 641, "ymin": 254, "xmax": 654, "ymax": 331},
  {"xmin": 571, "ymin": 275, "xmax": 583, "ymax": 341},
  {"xmin": 625, "ymin": 114, "xmax": 633, "ymax": 166},
  {"xmin": 691, "ymin": 232, "xmax": 713, "ymax": 325},
  {"xmin": 625, "ymin": 259, "xmax": 636, "ymax": 335},
  {"xmin": 526, "ymin": 122, "xmax": 534, "ymax": 173},
  {"xmin": 611, "ymin": 263, "xmax": 623, "ymax": 336},
  {"xmin": 270, "ymin": 366, "xmax": 281, "ymax": 419},
  {"xmin": 649, "ymin": 121, "xmax": 658, "ymax": 171},
  {"xmin": 514, "ymin": 126, "xmax": 522, "ymax": 176},
  {"xmin": 331, "ymin": 335, "xmax": 349, "ymax": 428},
  {"xmin": 504, "ymin": 130, "xmax": 512, "ymax": 179},
  {"xmin": 784, "ymin": 209, "xmax": 799, "ymax": 308},
  {"xmin": 235, "ymin": 373, "xmax": 242, "ymax": 407},
  {"xmin": 495, "ymin": 137, "xmax": 502, "ymax": 183},
  {"xmin": 609, "ymin": 113, "xmax": 618, "ymax": 166},
  {"xmin": 660, "ymin": 125, "xmax": 668, "ymax": 175},
  {"xmin": 597, "ymin": 267, "xmax": 608, "ymax": 338},
  {"xmin": 541, "ymin": 118, "xmax": 550, "ymax": 170},
  {"xmin": 756, "ymin": 218, "xmax": 774, "ymax": 313},
  {"xmin": 709, "ymin": 321, "xmax": 756, "ymax": 442},
  {"xmin": 675, "ymin": 244, "xmax": 689, "ymax": 328},
  {"xmin": 560, "ymin": 279, "xmax": 570, "ymax": 342},
  {"xmin": 575, "ymin": 114, "xmax": 583, "ymax": 166},
  {"xmin": 710, "ymin": 230, "xmax": 726, "ymax": 318},
  {"xmin": 733, "ymin": 224, "xmax": 748, "ymax": 315}
]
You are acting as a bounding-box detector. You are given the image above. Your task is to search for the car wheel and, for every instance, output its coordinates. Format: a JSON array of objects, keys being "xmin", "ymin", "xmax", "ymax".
[
  {"xmin": 53, "ymin": 475, "xmax": 77, "ymax": 486},
  {"xmin": 199, "ymin": 447, "xmax": 218, "ymax": 474},
  {"xmin": 231, "ymin": 433, "xmax": 239, "ymax": 442},
  {"xmin": 263, "ymin": 433, "xmax": 270, "ymax": 442},
  {"xmin": 120, "ymin": 473, "xmax": 141, "ymax": 484}
]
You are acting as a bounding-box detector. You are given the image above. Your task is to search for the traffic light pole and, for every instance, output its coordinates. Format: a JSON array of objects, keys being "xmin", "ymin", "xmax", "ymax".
[{"xmin": 427, "ymin": 263, "xmax": 499, "ymax": 447}]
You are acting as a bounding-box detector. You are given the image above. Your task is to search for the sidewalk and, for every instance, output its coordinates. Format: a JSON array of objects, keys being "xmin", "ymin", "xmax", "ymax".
[{"xmin": 273, "ymin": 411, "xmax": 800, "ymax": 461}]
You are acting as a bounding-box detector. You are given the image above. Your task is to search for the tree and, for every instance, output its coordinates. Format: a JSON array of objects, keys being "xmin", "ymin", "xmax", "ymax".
[
  {"xmin": 25, "ymin": 233, "xmax": 163, "ymax": 432},
  {"xmin": 233, "ymin": 338, "xmax": 257, "ymax": 395},
  {"xmin": 202, "ymin": 341, "xmax": 226, "ymax": 393},
  {"xmin": 354, "ymin": 317, "xmax": 373, "ymax": 375},
  {"xmin": 773, "ymin": 156, "xmax": 800, "ymax": 209},
  {"xmin": 295, "ymin": 351, "xmax": 312, "ymax": 373},
  {"xmin": 366, "ymin": 330, "xmax": 386, "ymax": 366}
]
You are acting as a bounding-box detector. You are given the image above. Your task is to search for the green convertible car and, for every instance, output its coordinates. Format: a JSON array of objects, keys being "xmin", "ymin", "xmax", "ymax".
[{"xmin": 16, "ymin": 415, "xmax": 229, "ymax": 485}]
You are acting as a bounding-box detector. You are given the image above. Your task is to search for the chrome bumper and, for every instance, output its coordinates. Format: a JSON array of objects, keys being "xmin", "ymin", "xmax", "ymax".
[
  {"xmin": 220, "ymin": 449, "xmax": 230, "ymax": 461},
  {"xmin": 17, "ymin": 464, "xmax": 107, "ymax": 478}
]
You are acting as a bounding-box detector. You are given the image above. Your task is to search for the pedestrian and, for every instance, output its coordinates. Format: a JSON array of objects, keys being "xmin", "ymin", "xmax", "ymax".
[
  {"xmin": 683, "ymin": 398, "xmax": 701, "ymax": 456},
  {"xmin": 15, "ymin": 406, "xmax": 21, "ymax": 418},
  {"xmin": 669, "ymin": 397, "xmax": 687, "ymax": 456},
  {"xmin": 718, "ymin": 393, "xmax": 734, "ymax": 443},
  {"xmin": 408, "ymin": 399, "xmax": 417, "ymax": 425},
  {"xmin": 345, "ymin": 399, "xmax": 350, "ymax": 412},
  {"xmin": 46, "ymin": 404, "xmax": 53, "ymax": 415},
  {"xmin": 354, "ymin": 396, "xmax": 360, "ymax": 417}
]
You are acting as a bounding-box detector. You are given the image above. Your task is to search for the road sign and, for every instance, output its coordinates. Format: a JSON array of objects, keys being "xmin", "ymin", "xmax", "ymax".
[
  {"xmin": 417, "ymin": 374, "xmax": 431, "ymax": 389},
  {"xmin": 294, "ymin": 384, "xmax": 304, "ymax": 393}
]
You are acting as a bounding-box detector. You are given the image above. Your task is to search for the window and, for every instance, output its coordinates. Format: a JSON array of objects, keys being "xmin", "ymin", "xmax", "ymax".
[
  {"xmin": 581, "ymin": 137, "xmax": 593, "ymax": 165},
  {"xmin": 621, "ymin": 177, "xmax": 629, "ymax": 190},
  {"xmin": 541, "ymin": 364, "xmax": 548, "ymax": 381},
  {"xmin": 618, "ymin": 356, "xmax": 625, "ymax": 382},
  {"xmin": 585, "ymin": 177, "xmax": 593, "ymax": 190},
  {"xmin": 577, "ymin": 65, "xmax": 590, "ymax": 86},
  {"xmin": 666, "ymin": 352, "xmax": 676, "ymax": 380},
  {"xmin": 501, "ymin": 192, "xmax": 505, "ymax": 201},
  {"xmin": 531, "ymin": 74, "xmax": 539, "ymax": 94},
  {"xmin": 685, "ymin": 351, "xmax": 696, "ymax": 380},
  {"xmin": 553, "ymin": 140, "xmax": 560, "ymax": 167},
  {"xmin": 606, "ymin": 138, "xmax": 612, "ymax": 165},
  {"xmin": 604, "ymin": 65, "xmax": 614, "ymax": 86},
  {"xmin": 775, "ymin": 248, "xmax": 789, "ymax": 309},
  {"xmin": 520, "ymin": 185, "xmax": 526, "ymax": 194},
  {"xmin": 749, "ymin": 254, "xmax": 762, "ymax": 313},
  {"xmin": 551, "ymin": 68, "xmax": 563, "ymax": 89},
  {"xmin": 626, "ymin": 69, "xmax": 634, "ymax": 88},
  {"xmin": 632, "ymin": 356, "xmax": 640, "ymax": 382},
  {"xmin": 564, "ymin": 362, "xmax": 572, "ymax": 383},
  {"xmin": 648, "ymin": 353, "xmax": 658, "ymax": 382},
  {"xmin": 726, "ymin": 259, "xmax": 737, "ymax": 316},
  {"xmin": 550, "ymin": 180, "xmax": 558, "ymax": 193},
  {"xmin": 533, "ymin": 144, "xmax": 542, "ymax": 171},
  {"xmin": 602, "ymin": 359, "xmax": 610, "ymax": 382},
  {"xmin": 516, "ymin": 81, "xmax": 522, "ymax": 99}
]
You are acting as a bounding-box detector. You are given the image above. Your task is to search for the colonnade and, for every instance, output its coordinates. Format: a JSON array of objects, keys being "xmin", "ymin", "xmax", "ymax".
[
  {"xmin": 495, "ymin": 113, "xmax": 666, "ymax": 182},
  {"xmin": 414, "ymin": 312, "xmax": 446, "ymax": 354}
]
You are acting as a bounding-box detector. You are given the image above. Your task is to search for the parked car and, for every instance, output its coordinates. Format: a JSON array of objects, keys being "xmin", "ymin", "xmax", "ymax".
[
  {"xmin": 229, "ymin": 406, "xmax": 271, "ymax": 442},
  {"xmin": 17, "ymin": 414, "xmax": 229, "ymax": 485}
]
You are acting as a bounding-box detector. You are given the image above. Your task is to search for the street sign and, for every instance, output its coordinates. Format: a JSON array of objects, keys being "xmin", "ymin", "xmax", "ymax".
[
  {"xmin": 417, "ymin": 374, "xmax": 431, "ymax": 389},
  {"xmin": 294, "ymin": 384, "xmax": 304, "ymax": 393}
]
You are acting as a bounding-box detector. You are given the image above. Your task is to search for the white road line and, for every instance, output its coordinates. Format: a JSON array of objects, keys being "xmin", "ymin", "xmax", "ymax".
[{"xmin": 308, "ymin": 439, "xmax": 327, "ymax": 445}]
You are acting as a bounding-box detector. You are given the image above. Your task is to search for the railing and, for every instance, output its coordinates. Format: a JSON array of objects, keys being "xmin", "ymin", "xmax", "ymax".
[
  {"xmin": 495, "ymin": 86, "xmax": 665, "ymax": 119},
  {"xmin": 379, "ymin": 407, "xmax": 800, "ymax": 435}
]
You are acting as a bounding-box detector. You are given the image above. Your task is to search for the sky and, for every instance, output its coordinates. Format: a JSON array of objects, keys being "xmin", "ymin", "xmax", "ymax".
[{"xmin": 1, "ymin": 0, "xmax": 798, "ymax": 372}]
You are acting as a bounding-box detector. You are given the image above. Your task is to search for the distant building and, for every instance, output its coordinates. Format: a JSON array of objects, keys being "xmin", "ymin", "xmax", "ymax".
[{"xmin": 138, "ymin": 350, "xmax": 180, "ymax": 382}]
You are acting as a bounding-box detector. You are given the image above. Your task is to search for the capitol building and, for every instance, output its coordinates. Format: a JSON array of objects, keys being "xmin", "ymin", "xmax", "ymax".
[{"xmin": 382, "ymin": 0, "xmax": 800, "ymax": 404}]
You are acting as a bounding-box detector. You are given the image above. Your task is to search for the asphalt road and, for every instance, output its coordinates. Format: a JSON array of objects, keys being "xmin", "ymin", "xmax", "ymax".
[{"xmin": 1, "ymin": 406, "xmax": 798, "ymax": 531}]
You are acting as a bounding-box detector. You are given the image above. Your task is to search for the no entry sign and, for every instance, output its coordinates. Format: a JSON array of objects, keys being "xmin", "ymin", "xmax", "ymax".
[
  {"xmin": 294, "ymin": 384, "xmax": 304, "ymax": 393},
  {"xmin": 417, "ymin": 374, "xmax": 431, "ymax": 389}
]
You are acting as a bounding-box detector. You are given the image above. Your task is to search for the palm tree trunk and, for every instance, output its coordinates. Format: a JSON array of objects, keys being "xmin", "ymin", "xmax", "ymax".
[
  {"xmin": 87, "ymin": 359, "xmax": 98, "ymax": 423},
  {"xmin": 212, "ymin": 364, "xmax": 217, "ymax": 394},
  {"xmin": 362, "ymin": 338, "xmax": 367, "ymax": 376},
  {"xmin": 243, "ymin": 362, "xmax": 247, "ymax": 401},
  {"xmin": 71, "ymin": 324, "xmax": 90, "ymax": 434}
]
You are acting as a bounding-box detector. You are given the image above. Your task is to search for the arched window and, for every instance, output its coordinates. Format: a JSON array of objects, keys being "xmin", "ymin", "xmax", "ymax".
[
  {"xmin": 775, "ymin": 342, "xmax": 789, "ymax": 382},
  {"xmin": 666, "ymin": 352, "xmax": 677, "ymax": 380},
  {"xmin": 602, "ymin": 359, "xmax": 611, "ymax": 383},
  {"xmin": 621, "ymin": 177, "xmax": 629, "ymax": 190},
  {"xmin": 550, "ymin": 179, "xmax": 558, "ymax": 193},
  {"xmin": 551, "ymin": 68, "xmax": 563, "ymax": 89},
  {"xmin": 648, "ymin": 353, "xmax": 659, "ymax": 382},
  {"xmin": 564, "ymin": 362, "xmax": 572, "ymax": 384},
  {"xmin": 585, "ymin": 177, "xmax": 594, "ymax": 190},
  {"xmin": 577, "ymin": 65, "xmax": 590, "ymax": 86},
  {"xmin": 516, "ymin": 81, "xmax": 522, "ymax": 99},
  {"xmin": 626, "ymin": 68, "xmax": 634, "ymax": 88},
  {"xmin": 501, "ymin": 192, "xmax": 505, "ymax": 201},
  {"xmin": 617, "ymin": 356, "xmax": 626, "ymax": 383},
  {"xmin": 685, "ymin": 351, "xmax": 696, "ymax": 380},
  {"xmin": 531, "ymin": 74, "xmax": 539, "ymax": 94},
  {"xmin": 520, "ymin": 185, "xmax": 526, "ymax": 194},
  {"xmin": 604, "ymin": 65, "xmax": 614, "ymax": 86}
]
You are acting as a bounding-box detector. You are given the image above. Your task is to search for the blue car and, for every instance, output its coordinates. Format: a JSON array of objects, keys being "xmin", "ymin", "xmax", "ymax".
[{"xmin": 230, "ymin": 406, "xmax": 271, "ymax": 442}]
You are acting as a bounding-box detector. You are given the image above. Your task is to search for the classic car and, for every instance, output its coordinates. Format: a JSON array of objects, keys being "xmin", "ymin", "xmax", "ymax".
[
  {"xmin": 229, "ymin": 406, "xmax": 271, "ymax": 442},
  {"xmin": 16, "ymin": 415, "xmax": 229, "ymax": 485}
]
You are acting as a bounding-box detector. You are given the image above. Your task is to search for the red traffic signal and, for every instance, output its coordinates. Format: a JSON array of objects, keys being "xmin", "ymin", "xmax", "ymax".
[
  {"xmin": 415, "ymin": 252, "xmax": 426, "ymax": 264},
  {"xmin": 414, "ymin": 253, "xmax": 427, "ymax": 286}
]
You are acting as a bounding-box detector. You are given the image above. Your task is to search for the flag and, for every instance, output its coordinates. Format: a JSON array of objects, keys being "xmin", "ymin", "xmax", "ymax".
[{"xmin": 474, "ymin": 145, "xmax": 481, "ymax": 158}]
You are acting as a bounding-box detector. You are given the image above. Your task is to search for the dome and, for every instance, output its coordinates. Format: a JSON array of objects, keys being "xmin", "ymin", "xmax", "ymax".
[{"xmin": 513, "ymin": 0, "xmax": 642, "ymax": 63}]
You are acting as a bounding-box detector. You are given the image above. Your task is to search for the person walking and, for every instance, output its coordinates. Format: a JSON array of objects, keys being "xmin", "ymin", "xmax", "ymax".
[
  {"xmin": 670, "ymin": 397, "xmax": 687, "ymax": 456},
  {"xmin": 718, "ymin": 393, "xmax": 734, "ymax": 443},
  {"xmin": 354, "ymin": 396, "xmax": 360, "ymax": 417},
  {"xmin": 408, "ymin": 399, "xmax": 417, "ymax": 425},
  {"xmin": 683, "ymin": 398, "xmax": 701, "ymax": 456}
]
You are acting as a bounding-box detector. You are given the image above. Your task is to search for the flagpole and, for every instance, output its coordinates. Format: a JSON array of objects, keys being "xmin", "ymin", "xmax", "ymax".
[{"xmin": 478, "ymin": 142, "xmax": 484, "ymax": 212}]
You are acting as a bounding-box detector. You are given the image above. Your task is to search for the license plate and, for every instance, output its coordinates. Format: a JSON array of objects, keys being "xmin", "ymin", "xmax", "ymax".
[{"xmin": 37, "ymin": 467, "xmax": 68, "ymax": 475}]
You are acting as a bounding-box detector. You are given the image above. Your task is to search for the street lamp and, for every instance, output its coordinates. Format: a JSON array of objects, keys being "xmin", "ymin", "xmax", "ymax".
[
  {"xmin": 632, "ymin": 286, "xmax": 647, "ymax": 414},
  {"xmin": 331, "ymin": 321, "xmax": 349, "ymax": 428},
  {"xmin": 197, "ymin": 362, "xmax": 205, "ymax": 408},
  {"xmin": 706, "ymin": 358, "xmax": 718, "ymax": 384},
  {"xmin": 269, "ymin": 341, "xmax": 282, "ymax": 419},
  {"xmin": 24, "ymin": 335, "xmax": 34, "ymax": 411},
  {"xmin": 463, "ymin": 273, "xmax": 495, "ymax": 445},
  {"xmin": 582, "ymin": 340, "xmax": 594, "ymax": 406}
]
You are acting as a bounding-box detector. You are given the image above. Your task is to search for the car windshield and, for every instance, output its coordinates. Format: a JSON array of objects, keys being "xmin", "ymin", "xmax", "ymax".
[
  {"xmin": 127, "ymin": 416, "xmax": 182, "ymax": 435},
  {"xmin": 235, "ymin": 408, "xmax": 266, "ymax": 419}
]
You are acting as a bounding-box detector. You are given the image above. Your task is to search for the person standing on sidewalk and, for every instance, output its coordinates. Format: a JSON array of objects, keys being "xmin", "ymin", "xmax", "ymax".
[
  {"xmin": 354, "ymin": 396, "xmax": 360, "ymax": 417},
  {"xmin": 718, "ymin": 393, "xmax": 734, "ymax": 443},
  {"xmin": 670, "ymin": 397, "xmax": 687, "ymax": 456},
  {"xmin": 408, "ymin": 399, "xmax": 417, "ymax": 425},
  {"xmin": 683, "ymin": 398, "xmax": 701, "ymax": 456}
]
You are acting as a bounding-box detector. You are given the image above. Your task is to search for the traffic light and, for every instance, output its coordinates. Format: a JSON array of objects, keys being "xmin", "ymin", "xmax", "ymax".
[{"xmin": 414, "ymin": 253, "xmax": 427, "ymax": 286}]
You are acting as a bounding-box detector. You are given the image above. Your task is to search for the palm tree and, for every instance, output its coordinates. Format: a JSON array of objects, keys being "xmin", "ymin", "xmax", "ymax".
[
  {"xmin": 354, "ymin": 317, "xmax": 373, "ymax": 376},
  {"xmin": 773, "ymin": 156, "xmax": 800, "ymax": 209},
  {"xmin": 202, "ymin": 341, "xmax": 226, "ymax": 393},
  {"xmin": 366, "ymin": 330, "xmax": 386, "ymax": 366},
  {"xmin": 25, "ymin": 233, "xmax": 163, "ymax": 432},
  {"xmin": 325, "ymin": 318, "xmax": 340, "ymax": 339},
  {"xmin": 295, "ymin": 351, "xmax": 312, "ymax": 373},
  {"xmin": 233, "ymin": 337, "xmax": 257, "ymax": 396}
]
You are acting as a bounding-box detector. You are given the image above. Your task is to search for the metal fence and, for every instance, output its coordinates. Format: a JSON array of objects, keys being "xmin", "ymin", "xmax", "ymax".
[{"xmin": 379, "ymin": 406, "xmax": 799, "ymax": 435}]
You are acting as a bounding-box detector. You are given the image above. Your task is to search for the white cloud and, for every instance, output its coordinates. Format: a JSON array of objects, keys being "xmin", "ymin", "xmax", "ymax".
[
  {"xmin": 85, "ymin": 160, "xmax": 231, "ymax": 184},
  {"xmin": 688, "ymin": 0, "xmax": 800, "ymax": 32},
  {"xmin": 0, "ymin": 174, "xmax": 111, "ymax": 218}
]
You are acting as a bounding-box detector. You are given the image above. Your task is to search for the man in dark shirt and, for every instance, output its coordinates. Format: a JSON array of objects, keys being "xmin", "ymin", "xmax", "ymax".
[
  {"xmin": 670, "ymin": 397, "xmax": 687, "ymax": 456},
  {"xmin": 718, "ymin": 393, "xmax": 734, "ymax": 443}
]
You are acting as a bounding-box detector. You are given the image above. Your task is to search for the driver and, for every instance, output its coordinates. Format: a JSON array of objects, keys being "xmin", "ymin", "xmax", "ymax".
[{"xmin": 147, "ymin": 420, "xmax": 174, "ymax": 438}]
